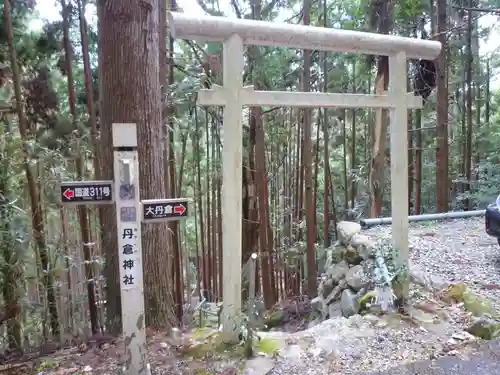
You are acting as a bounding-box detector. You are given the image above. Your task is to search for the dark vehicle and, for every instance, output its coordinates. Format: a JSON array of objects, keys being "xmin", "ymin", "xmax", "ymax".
[{"xmin": 485, "ymin": 198, "xmax": 500, "ymax": 246}]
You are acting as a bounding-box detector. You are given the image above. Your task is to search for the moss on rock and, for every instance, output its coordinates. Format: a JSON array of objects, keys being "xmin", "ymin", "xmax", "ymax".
[
  {"xmin": 359, "ymin": 290, "xmax": 377, "ymax": 312},
  {"xmin": 467, "ymin": 318, "xmax": 500, "ymax": 340},
  {"xmin": 443, "ymin": 282, "xmax": 493, "ymax": 317},
  {"xmin": 264, "ymin": 309, "xmax": 284, "ymax": 329},
  {"xmin": 256, "ymin": 338, "xmax": 280, "ymax": 356}
]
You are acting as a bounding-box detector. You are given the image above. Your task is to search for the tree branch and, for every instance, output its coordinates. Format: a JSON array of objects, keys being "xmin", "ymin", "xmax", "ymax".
[
  {"xmin": 452, "ymin": 5, "xmax": 500, "ymax": 15},
  {"xmin": 230, "ymin": 0, "xmax": 242, "ymax": 18},
  {"xmin": 261, "ymin": 0, "xmax": 278, "ymax": 19},
  {"xmin": 195, "ymin": 0, "xmax": 222, "ymax": 16}
]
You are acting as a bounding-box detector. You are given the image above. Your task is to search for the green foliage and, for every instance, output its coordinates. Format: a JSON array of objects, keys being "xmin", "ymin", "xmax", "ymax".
[{"xmin": 0, "ymin": 0, "xmax": 37, "ymax": 64}]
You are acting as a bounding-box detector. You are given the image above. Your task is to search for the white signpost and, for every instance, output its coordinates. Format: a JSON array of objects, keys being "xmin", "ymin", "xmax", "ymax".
[
  {"xmin": 60, "ymin": 123, "xmax": 189, "ymax": 374},
  {"xmin": 112, "ymin": 123, "xmax": 147, "ymax": 375},
  {"xmin": 166, "ymin": 12, "xmax": 442, "ymax": 342}
]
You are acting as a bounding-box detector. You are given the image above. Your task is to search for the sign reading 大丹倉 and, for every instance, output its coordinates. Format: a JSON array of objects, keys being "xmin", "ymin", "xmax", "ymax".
[
  {"xmin": 141, "ymin": 198, "xmax": 189, "ymax": 222},
  {"xmin": 60, "ymin": 180, "xmax": 113, "ymax": 204}
]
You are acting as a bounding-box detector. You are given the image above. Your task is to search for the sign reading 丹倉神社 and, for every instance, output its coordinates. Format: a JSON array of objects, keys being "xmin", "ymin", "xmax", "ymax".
[
  {"xmin": 120, "ymin": 226, "xmax": 138, "ymax": 289},
  {"xmin": 115, "ymin": 156, "xmax": 141, "ymax": 292}
]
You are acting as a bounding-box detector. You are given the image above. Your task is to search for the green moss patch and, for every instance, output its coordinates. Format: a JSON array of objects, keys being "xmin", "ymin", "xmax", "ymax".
[
  {"xmin": 255, "ymin": 338, "xmax": 280, "ymax": 356},
  {"xmin": 443, "ymin": 282, "xmax": 494, "ymax": 317},
  {"xmin": 467, "ymin": 318, "xmax": 500, "ymax": 340}
]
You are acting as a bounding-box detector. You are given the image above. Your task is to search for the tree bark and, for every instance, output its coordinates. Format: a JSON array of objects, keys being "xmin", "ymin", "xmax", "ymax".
[
  {"xmin": 98, "ymin": 0, "xmax": 176, "ymax": 330},
  {"xmin": 61, "ymin": 0, "xmax": 99, "ymax": 334},
  {"xmin": 302, "ymin": 0, "xmax": 316, "ymax": 297},
  {"xmin": 436, "ymin": 0, "xmax": 449, "ymax": 211}
]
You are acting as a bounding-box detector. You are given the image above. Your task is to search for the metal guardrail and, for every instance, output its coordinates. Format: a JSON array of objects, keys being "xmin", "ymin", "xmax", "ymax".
[{"xmin": 360, "ymin": 209, "xmax": 486, "ymax": 228}]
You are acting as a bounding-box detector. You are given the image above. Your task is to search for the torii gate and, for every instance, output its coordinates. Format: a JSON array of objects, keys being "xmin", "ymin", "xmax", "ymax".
[{"xmin": 167, "ymin": 12, "xmax": 442, "ymax": 342}]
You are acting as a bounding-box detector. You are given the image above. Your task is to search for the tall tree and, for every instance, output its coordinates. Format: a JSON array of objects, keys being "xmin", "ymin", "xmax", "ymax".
[
  {"xmin": 164, "ymin": 0, "xmax": 184, "ymax": 319},
  {"xmin": 250, "ymin": 0, "xmax": 276, "ymax": 308},
  {"xmin": 322, "ymin": 0, "xmax": 330, "ymax": 248},
  {"xmin": 4, "ymin": 0, "xmax": 60, "ymax": 339},
  {"xmin": 60, "ymin": 0, "xmax": 99, "ymax": 334},
  {"xmin": 436, "ymin": 0, "xmax": 449, "ymax": 211},
  {"xmin": 368, "ymin": 0, "xmax": 394, "ymax": 217},
  {"xmin": 464, "ymin": 7, "xmax": 473, "ymax": 209},
  {"xmin": 97, "ymin": 0, "xmax": 176, "ymax": 330},
  {"xmin": 302, "ymin": 0, "xmax": 316, "ymax": 297},
  {"xmin": 0, "ymin": 116, "xmax": 22, "ymax": 350}
]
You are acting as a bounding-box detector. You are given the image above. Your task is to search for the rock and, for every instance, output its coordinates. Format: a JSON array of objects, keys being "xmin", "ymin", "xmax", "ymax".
[
  {"xmin": 324, "ymin": 281, "xmax": 345, "ymax": 305},
  {"xmin": 342, "ymin": 245, "xmax": 363, "ymax": 265},
  {"xmin": 307, "ymin": 319, "xmax": 322, "ymax": 329},
  {"xmin": 452, "ymin": 332, "xmax": 474, "ymax": 341},
  {"xmin": 311, "ymin": 296, "xmax": 323, "ymax": 312},
  {"xmin": 323, "ymin": 243, "xmax": 345, "ymax": 272},
  {"xmin": 282, "ymin": 344, "xmax": 303, "ymax": 364},
  {"xmin": 243, "ymin": 357, "xmax": 275, "ymax": 375},
  {"xmin": 443, "ymin": 282, "xmax": 494, "ymax": 317},
  {"xmin": 328, "ymin": 301, "xmax": 342, "ymax": 318},
  {"xmin": 340, "ymin": 289, "xmax": 360, "ymax": 318},
  {"xmin": 467, "ymin": 318, "xmax": 500, "ymax": 340},
  {"xmin": 363, "ymin": 313, "xmax": 381, "ymax": 325},
  {"xmin": 308, "ymin": 346, "xmax": 324, "ymax": 358},
  {"xmin": 345, "ymin": 265, "xmax": 366, "ymax": 292},
  {"xmin": 337, "ymin": 221, "xmax": 361, "ymax": 245},
  {"xmin": 410, "ymin": 264, "xmax": 449, "ymax": 292},
  {"xmin": 264, "ymin": 309, "xmax": 285, "ymax": 329},
  {"xmin": 359, "ymin": 290, "xmax": 377, "ymax": 311},
  {"xmin": 326, "ymin": 260, "xmax": 349, "ymax": 283},
  {"xmin": 318, "ymin": 278, "xmax": 335, "ymax": 298},
  {"xmin": 350, "ymin": 233, "xmax": 374, "ymax": 260},
  {"xmin": 311, "ymin": 296, "xmax": 328, "ymax": 320},
  {"xmin": 310, "ymin": 296, "xmax": 325, "ymax": 320},
  {"xmin": 406, "ymin": 306, "xmax": 438, "ymax": 325}
]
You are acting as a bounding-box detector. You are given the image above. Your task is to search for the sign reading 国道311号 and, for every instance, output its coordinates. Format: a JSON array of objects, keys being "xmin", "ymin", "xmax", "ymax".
[{"xmin": 60, "ymin": 180, "xmax": 114, "ymax": 205}]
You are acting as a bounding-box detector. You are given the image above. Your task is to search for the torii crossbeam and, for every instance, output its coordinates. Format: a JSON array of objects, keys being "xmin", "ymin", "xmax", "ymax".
[{"xmin": 167, "ymin": 11, "xmax": 442, "ymax": 343}]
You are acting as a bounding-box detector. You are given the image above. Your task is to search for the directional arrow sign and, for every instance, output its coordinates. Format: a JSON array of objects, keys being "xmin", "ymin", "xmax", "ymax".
[
  {"xmin": 173, "ymin": 204, "xmax": 186, "ymax": 215},
  {"xmin": 141, "ymin": 198, "xmax": 189, "ymax": 222},
  {"xmin": 63, "ymin": 188, "xmax": 75, "ymax": 200},
  {"xmin": 60, "ymin": 181, "xmax": 114, "ymax": 205}
]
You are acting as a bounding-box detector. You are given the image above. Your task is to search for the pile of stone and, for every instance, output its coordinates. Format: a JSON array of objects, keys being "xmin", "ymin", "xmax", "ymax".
[{"xmin": 312, "ymin": 221, "xmax": 382, "ymax": 320}]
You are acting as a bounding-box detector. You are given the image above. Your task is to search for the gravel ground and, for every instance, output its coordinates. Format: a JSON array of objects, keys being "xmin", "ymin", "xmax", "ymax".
[
  {"xmin": 262, "ymin": 217, "xmax": 500, "ymax": 375},
  {"xmin": 363, "ymin": 217, "xmax": 500, "ymax": 310}
]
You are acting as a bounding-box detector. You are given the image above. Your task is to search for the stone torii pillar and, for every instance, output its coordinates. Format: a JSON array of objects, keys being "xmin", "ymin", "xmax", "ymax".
[{"xmin": 167, "ymin": 11, "xmax": 442, "ymax": 342}]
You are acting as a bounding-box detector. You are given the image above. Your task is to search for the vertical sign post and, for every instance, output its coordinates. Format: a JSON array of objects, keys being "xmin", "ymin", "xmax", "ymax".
[
  {"xmin": 60, "ymin": 123, "xmax": 190, "ymax": 374},
  {"xmin": 113, "ymin": 123, "xmax": 147, "ymax": 375}
]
